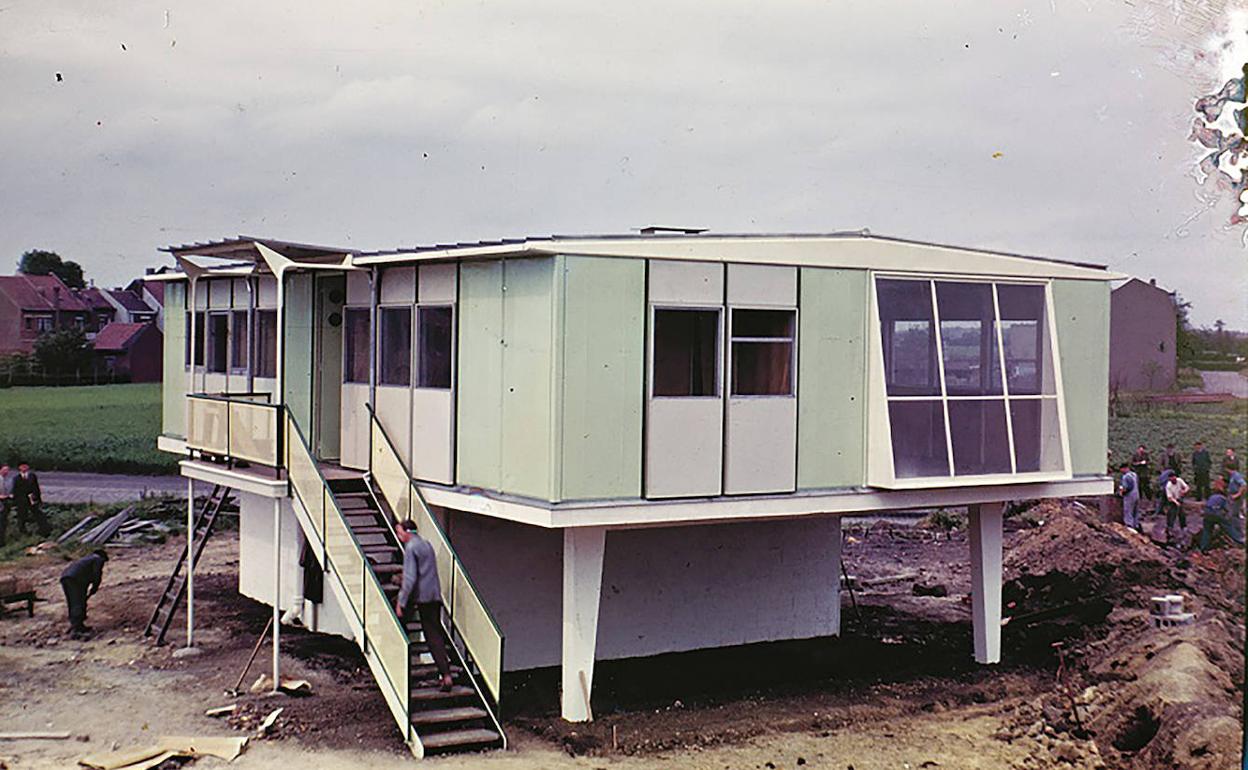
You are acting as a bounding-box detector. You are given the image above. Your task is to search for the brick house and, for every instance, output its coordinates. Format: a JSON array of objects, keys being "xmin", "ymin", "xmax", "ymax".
[
  {"xmin": 0, "ymin": 274, "xmax": 94, "ymax": 356},
  {"xmin": 1109, "ymin": 277, "xmax": 1177, "ymax": 392},
  {"xmin": 92, "ymin": 321, "xmax": 164, "ymax": 382}
]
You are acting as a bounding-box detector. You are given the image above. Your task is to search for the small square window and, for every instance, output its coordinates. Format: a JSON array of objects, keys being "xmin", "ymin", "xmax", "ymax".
[
  {"xmin": 730, "ymin": 309, "xmax": 795, "ymax": 396},
  {"xmin": 379, "ymin": 306, "xmax": 412, "ymax": 386},
  {"xmin": 417, "ymin": 306, "xmax": 454, "ymax": 389},
  {"xmin": 255, "ymin": 310, "xmax": 277, "ymax": 378},
  {"xmin": 653, "ymin": 309, "xmax": 719, "ymax": 397},
  {"xmin": 343, "ymin": 308, "xmax": 370, "ymax": 384}
]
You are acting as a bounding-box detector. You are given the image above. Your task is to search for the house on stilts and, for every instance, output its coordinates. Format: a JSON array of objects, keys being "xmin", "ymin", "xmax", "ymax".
[{"xmin": 147, "ymin": 230, "xmax": 1117, "ymax": 758}]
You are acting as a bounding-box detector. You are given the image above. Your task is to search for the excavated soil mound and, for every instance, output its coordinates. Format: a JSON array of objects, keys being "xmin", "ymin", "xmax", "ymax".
[{"xmin": 999, "ymin": 503, "xmax": 1244, "ymax": 770}]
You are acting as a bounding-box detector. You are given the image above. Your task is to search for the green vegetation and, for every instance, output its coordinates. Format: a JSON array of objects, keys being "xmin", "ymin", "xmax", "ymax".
[
  {"xmin": 0, "ymin": 384, "xmax": 177, "ymax": 474},
  {"xmin": 1108, "ymin": 399, "xmax": 1248, "ymax": 472}
]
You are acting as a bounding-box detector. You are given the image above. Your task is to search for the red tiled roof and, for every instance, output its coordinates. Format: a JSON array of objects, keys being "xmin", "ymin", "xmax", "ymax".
[
  {"xmin": 92, "ymin": 322, "xmax": 149, "ymax": 350},
  {"xmin": 76, "ymin": 287, "xmax": 117, "ymax": 311},
  {"xmin": 0, "ymin": 274, "xmax": 91, "ymax": 312},
  {"xmin": 105, "ymin": 288, "xmax": 154, "ymax": 313},
  {"xmin": 143, "ymin": 281, "xmax": 164, "ymax": 305}
]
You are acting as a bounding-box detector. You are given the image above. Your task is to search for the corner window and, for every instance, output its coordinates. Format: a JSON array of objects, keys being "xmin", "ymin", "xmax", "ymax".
[
  {"xmin": 417, "ymin": 306, "xmax": 454, "ymax": 389},
  {"xmin": 231, "ymin": 311, "xmax": 249, "ymax": 370},
  {"xmin": 343, "ymin": 308, "xmax": 370, "ymax": 384},
  {"xmin": 207, "ymin": 312, "xmax": 229, "ymax": 373},
  {"xmin": 875, "ymin": 277, "xmax": 1065, "ymax": 481},
  {"xmin": 189, "ymin": 311, "xmax": 206, "ymax": 368},
  {"xmin": 730, "ymin": 309, "xmax": 795, "ymax": 396},
  {"xmin": 255, "ymin": 310, "xmax": 277, "ymax": 378},
  {"xmin": 379, "ymin": 306, "xmax": 412, "ymax": 386},
  {"xmin": 652, "ymin": 308, "xmax": 719, "ymax": 397}
]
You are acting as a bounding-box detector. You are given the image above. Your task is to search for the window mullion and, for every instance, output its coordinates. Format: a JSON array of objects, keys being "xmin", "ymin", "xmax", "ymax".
[
  {"xmin": 929, "ymin": 282, "xmax": 955, "ymax": 476},
  {"xmin": 992, "ymin": 284, "xmax": 1017, "ymax": 474}
]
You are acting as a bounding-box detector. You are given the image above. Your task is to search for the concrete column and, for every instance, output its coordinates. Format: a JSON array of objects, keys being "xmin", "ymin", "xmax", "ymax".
[
  {"xmin": 969, "ymin": 502, "xmax": 1004, "ymax": 664},
  {"xmin": 272, "ymin": 497, "xmax": 282, "ymax": 691},
  {"xmin": 830, "ymin": 515, "xmax": 842, "ymax": 637},
  {"xmin": 561, "ymin": 527, "xmax": 606, "ymax": 722},
  {"xmin": 185, "ymin": 478, "xmax": 195, "ymax": 647}
]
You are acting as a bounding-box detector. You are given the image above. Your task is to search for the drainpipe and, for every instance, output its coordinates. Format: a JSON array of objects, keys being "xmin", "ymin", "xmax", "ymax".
[{"xmin": 246, "ymin": 275, "xmax": 256, "ymax": 394}]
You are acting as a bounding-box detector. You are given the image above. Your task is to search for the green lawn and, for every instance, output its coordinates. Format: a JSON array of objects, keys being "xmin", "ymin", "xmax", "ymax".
[
  {"xmin": 1108, "ymin": 399, "xmax": 1248, "ymax": 472},
  {"xmin": 0, "ymin": 384, "xmax": 177, "ymax": 474}
]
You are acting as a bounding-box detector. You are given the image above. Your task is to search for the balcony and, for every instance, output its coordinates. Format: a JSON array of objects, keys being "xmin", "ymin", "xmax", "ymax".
[{"xmin": 185, "ymin": 393, "xmax": 283, "ymax": 473}]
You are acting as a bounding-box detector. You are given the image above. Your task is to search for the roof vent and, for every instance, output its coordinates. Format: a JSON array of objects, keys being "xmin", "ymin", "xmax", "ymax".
[{"xmin": 636, "ymin": 226, "xmax": 708, "ymax": 236}]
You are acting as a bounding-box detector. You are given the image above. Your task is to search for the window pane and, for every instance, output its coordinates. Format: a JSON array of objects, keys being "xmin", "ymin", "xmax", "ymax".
[
  {"xmin": 653, "ymin": 309, "xmax": 719, "ymax": 397},
  {"xmin": 1009, "ymin": 398, "xmax": 1064, "ymax": 472},
  {"xmin": 343, "ymin": 308, "xmax": 370, "ymax": 384},
  {"xmin": 877, "ymin": 279, "xmax": 939, "ymax": 396},
  {"xmin": 379, "ymin": 307, "xmax": 412, "ymax": 386},
  {"xmin": 231, "ymin": 311, "xmax": 248, "ymax": 370},
  {"xmin": 193, "ymin": 312, "xmax": 206, "ymax": 367},
  {"xmin": 732, "ymin": 342, "xmax": 793, "ymax": 395},
  {"xmin": 935, "ymin": 282, "xmax": 1003, "ymax": 396},
  {"xmin": 256, "ymin": 310, "xmax": 277, "ymax": 378},
  {"xmin": 948, "ymin": 400, "xmax": 1012, "ymax": 475},
  {"xmin": 417, "ymin": 306, "xmax": 454, "ymax": 389},
  {"xmin": 888, "ymin": 400, "xmax": 949, "ymax": 478},
  {"xmin": 208, "ymin": 313, "xmax": 229, "ymax": 373},
  {"xmin": 732, "ymin": 309, "xmax": 794, "ymax": 339},
  {"xmin": 997, "ymin": 284, "xmax": 1055, "ymax": 395}
]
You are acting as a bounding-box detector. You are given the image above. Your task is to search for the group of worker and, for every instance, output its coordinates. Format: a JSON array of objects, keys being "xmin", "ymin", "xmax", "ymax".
[
  {"xmin": 1117, "ymin": 441, "xmax": 1245, "ymax": 551},
  {"xmin": 0, "ymin": 463, "xmax": 47, "ymax": 547}
]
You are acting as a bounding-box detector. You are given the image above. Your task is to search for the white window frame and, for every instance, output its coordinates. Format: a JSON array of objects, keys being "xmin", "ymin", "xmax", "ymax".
[
  {"xmin": 648, "ymin": 305, "xmax": 724, "ymax": 400},
  {"xmin": 866, "ymin": 272, "xmax": 1072, "ymax": 489},
  {"xmin": 414, "ymin": 303, "xmax": 456, "ymax": 391},
  {"xmin": 340, "ymin": 305, "xmax": 371, "ymax": 385},
  {"xmin": 727, "ymin": 305, "xmax": 798, "ymax": 399},
  {"xmin": 377, "ymin": 303, "xmax": 413, "ymax": 388}
]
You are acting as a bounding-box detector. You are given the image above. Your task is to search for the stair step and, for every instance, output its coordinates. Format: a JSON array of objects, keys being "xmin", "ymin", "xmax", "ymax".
[
  {"xmin": 410, "ymin": 685, "xmax": 474, "ymax": 702},
  {"xmin": 354, "ymin": 534, "xmax": 389, "ymax": 546},
  {"xmin": 346, "ymin": 514, "xmax": 382, "ymax": 526},
  {"xmin": 419, "ymin": 728, "xmax": 502, "ymax": 751},
  {"xmin": 411, "ymin": 663, "xmax": 464, "ymax": 679},
  {"xmin": 350, "ymin": 526, "xmax": 390, "ymax": 535},
  {"xmin": 372, "ymin": 564, "xmax": 402, "ymax": 574},
  {"xmin": 410, "ymin": 706, "xmax": 488, "ymax": 726}
]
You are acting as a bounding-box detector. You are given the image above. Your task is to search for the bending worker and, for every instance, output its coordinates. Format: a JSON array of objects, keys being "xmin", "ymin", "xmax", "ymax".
[
  {"xmin": 394, "ymin": 520, "xmax": 454, "ymax": 692},
  {"xmin": 61, "ymin": 549, "xmax": 108, "ymax": 637}
]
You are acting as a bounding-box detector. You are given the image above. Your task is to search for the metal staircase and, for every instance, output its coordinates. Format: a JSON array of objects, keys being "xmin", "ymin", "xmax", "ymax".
[{"xmin": 144, "ymin": 484, "xmax": 231, "ymax": 645}]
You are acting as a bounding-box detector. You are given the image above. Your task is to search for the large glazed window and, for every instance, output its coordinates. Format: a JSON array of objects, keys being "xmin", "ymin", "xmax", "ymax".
[
  {"xmin": 231, "ymin": 311, "xmax": 248, "ymax": 371},
  {"xmin": 255, "ymin": 310, "xmax": 277, "ymax": 378},
  {"xmin": 652, "ymin": 308, "xmax": 720, "ymax": 397},
  {"xmin": 416, "ymin": 306, "xmax": 453, "ymax": 389},
  {"xmin": 730, "ymin": 309, "xmax": 795, "ymax": 396},
  {"xmin": 875, "ymin": 277, "xmax": 1066, "ymax": 481},
  {"xmin": 343, "ymin": 308, "xmax": 370, "ymax": 384},
  {"xmin": 207, "ymin": 312, "xmax": 229, "ymax": 374},
  {"xmin": 379, "ymin": 306, "xmax": 412, "ymax": 386}
]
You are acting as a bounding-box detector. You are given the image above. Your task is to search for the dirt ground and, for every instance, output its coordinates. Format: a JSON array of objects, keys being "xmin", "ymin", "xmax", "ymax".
[{"xmin": 0, "ymin": 500, "xmax": 1241, "ymax": 770}]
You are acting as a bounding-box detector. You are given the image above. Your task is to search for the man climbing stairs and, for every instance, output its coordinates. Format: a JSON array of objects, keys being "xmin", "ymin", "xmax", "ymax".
[{"xmin": 326, "ymin": 474, "xmax": 504, "ymax": 755}]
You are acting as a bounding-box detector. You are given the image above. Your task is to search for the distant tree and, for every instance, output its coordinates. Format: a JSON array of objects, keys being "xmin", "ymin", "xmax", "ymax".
[
  {"xmin": 1214, "ymin": 319, "xmax": 1228, "ymax": 353},
  {"xmin": 32, "ymin": 328, "xmax": 92, "ymax": 376},
  {"xmin": 1173, "ymin": 293, "xmax": 1199, "ymax": 366},
  {"xmin": 17, "ymin": 249, "xmax": 85, "ymax": 289}
]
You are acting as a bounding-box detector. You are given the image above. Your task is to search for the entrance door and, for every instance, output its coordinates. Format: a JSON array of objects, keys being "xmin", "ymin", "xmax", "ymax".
[{"xmin": 313, "ymin": 273, "xmax": 345, "ymax": 460}]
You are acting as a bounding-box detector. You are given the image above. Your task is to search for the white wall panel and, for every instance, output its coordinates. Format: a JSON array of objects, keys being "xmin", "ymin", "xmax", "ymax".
[
  {"xmin": 257, "ymin": 276, "xmax": 277, "ymax": 308},
  {"xmin": 418, "ymin": 263, "xmax": 458, "ymax": 304},
  {"xmin": 201, "ymin": 373, "xmax": 227, "ymax": 395},
  {"xmin": 208, "ymin": 279, "xmax": 231, "ymax": 308},
  {"xmin": 346, "ymin": 270, "xmax": 370, "ymax": 305},
  {"xmin": 727, "ymin": 264, "xmax": 797, "ymax": 307},
  {"xmin": 646, "ymin": 398, "xmax": 723, "ymax": 498},
  {"xmin": 375, "ymin": 385, "xmax": 412, "ymax": 469},
  {"xmin": 340, "ymin": 382, "xmax": 370, "ymax": 470},
  {"xmin": 725, "ymin": 397, "xmax": 797, "ymax": 494},
  {"xmin": 411, "ymin": 389, "xmax": 454, "ymax": 483},
  {"xmin": 379, "ymin": 266, "xmax": 416, "ymax": 304},
  {"xmin": 648, "ymin": 260, "xmax": 723, "ymax": 305},
  {"xmin": 230, "ymin": 278, "xmax": 248, "ymax": 308}
]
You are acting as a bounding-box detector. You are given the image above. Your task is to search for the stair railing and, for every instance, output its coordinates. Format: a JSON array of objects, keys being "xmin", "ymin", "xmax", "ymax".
[
  {"xmin": 284, "ymin": 409, "xmax": 419, "ymax": 756},
  {"xmin": 364, "ymin": 405, "xmax": 507, "ymax": 711}
]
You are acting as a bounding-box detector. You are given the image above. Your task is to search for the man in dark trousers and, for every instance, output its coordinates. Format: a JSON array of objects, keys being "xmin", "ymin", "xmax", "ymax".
[
  {"xmin": 1131, "ymin": 445, "xmax": 1152, "ymax": 501},
  {"xmin": 1161, "ymin": 443, "xmax": 1182, "ymax": 475},
  {"xmin": 1192, "ymin": 441, "xmax": 1213, "ymax": 501},
  {"xmin": 61, "ymin": 549, "xmax": 108, "ymax": 637},
  {"xmin": 14, "ymin": 463, "xmax": 49, "ymax": 538},
  {"xmin": 1199, "ymin": 482, "xmax": 1245, "ymax": 552},
  {"xmin": 0, "ymin": 465, "xmax": 13, "ymax": 546},
  {"xmin": 393, "ymin": 520, "xmax": 454, "ymax": 691}
]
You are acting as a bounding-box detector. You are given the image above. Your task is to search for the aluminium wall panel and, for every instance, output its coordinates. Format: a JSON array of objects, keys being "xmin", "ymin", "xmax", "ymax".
[
  {"xmin": 1051, "ymin": 280, "xmax": 1110, "ymax": 475},
  {"xmin": 283, "ymin": 272, "xmax": 315, "ymax": 431},
  {"xmin": 339, "ymin": 382, "xmax": 369, "ymax": 470},
  {"xmin": 379, "ymin": 266, "xmax": 416, "ymax": 304},
  {"xmin": 557, "ymin": 255, "xmax": 645, "ymax": 501},
  {"xmin": 455, "ymin": 261, "xmax": 505, "ymax": 490},
  {"xmin": 162, "ymin": 282, "xmax": 187, "ymax": 438},
  {"xmin": 797, "ymin": 267, "xmax": 868, "ymax": 489},
  {"xmin": 418, "ymin": 263, "xmax": 458, "ymax": 304},
  {"xmin": 648, "ymin": 260, "xmax": 723, "ymax": 305},
  {"xmin": 727, "ymin": 263, "xmax": 797, "ymax": 307},
  {"xmin": 376, "ymin": 385, "xmax": 412, "ymax": 469},
  {"xmin": 345, "ymin": 270, "xmax": 370, "ymax": 306},
  {"xmin": 499, "ymin": 258, "xmax": 556, "ymax": 500}
]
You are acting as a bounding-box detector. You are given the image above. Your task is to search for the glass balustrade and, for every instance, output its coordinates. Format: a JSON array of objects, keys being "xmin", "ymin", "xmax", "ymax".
[{"xmin": 227, "ymin": 401, "xmax": 279, "ymax": 466}]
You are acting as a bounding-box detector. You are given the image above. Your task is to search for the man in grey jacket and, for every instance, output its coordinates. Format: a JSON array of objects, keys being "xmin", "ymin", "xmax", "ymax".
[
  {"xmin": 0, "ymin": 465, "xmax": 14, "ymax": 546},
  {"xmin": 393, "ymin": 520, "xmax": 453, "ymax": 691}
]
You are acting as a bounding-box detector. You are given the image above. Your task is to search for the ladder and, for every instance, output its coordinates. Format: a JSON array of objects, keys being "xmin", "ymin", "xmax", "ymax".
[{"xmin": 143, "ymin": 484, "xmax": 230, "ymax": 645}]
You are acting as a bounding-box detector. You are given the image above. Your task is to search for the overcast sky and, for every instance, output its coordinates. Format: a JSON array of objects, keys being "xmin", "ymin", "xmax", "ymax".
[{"xmin": 1, "ymin": 1, "xmax": 1244, "ymax": 326}]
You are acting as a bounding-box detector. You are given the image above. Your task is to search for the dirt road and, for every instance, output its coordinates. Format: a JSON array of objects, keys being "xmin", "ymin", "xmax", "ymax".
[{"xmin": 39, "ymin": 471, "xmax": 185, "ymax": 504}]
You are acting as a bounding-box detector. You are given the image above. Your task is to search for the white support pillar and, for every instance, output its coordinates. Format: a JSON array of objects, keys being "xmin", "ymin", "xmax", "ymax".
[
  {"xmin": 561, "ymin": 527, "xmax": 606, "ymax": 722},
  {"xmin": 271, "ymin": 498, "xmax": 282, "ymax": 691},
  {"xmin": 185, "ymin": 478, "xmax": 195, "ymax": 648},
  {"xmin": 969, "ymin": 502, "xmax": 1004, "ymax": 665},
  {"xmin": 830, "ymin": 515, "xmax": 842, "ymax": 637}
]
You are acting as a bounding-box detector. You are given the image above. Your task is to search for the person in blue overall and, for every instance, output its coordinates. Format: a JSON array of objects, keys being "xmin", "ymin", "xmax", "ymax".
[
  {"xmin": 1199, "ymin": 483, "xmax": 1245, "ymax": 552},
  {"xmin": 1119, "ymin": 464, "xmax": 1141, "ymax": 533}
]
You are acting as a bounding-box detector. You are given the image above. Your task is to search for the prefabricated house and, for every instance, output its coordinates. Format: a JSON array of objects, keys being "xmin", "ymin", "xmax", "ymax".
[{"xmin": 151, "ymin": 231, "xmax": 1116, "ymax": 757}]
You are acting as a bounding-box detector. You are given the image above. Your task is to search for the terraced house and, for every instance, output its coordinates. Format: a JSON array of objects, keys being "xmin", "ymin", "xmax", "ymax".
[{"xmin": 148, "ymin": 231, "xmax": 1117, "ymax": 758}]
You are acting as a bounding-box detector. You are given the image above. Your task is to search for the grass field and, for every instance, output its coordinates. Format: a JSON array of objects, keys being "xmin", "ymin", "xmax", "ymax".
[
  {"xmin": 0, "ymin": 384, "xmax": 177, "ymax": 475},
  {"xmin": 1108, "ymin": 399, "xmax": 1248, "ymax": 472}
]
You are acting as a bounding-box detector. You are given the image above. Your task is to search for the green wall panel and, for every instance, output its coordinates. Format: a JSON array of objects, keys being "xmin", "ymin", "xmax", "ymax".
[
  {"xmin": 499, "ymin": 259, "xmax": 556, "ymax": 499},
  {"xmin": 456, "ymin": 261, "xmax": 505, "ymax": 490},
  {"xmin": 1052, "ymin": 280, "xmax": 1110, "ymax": 475},
  {"xmin": 162, "ymin": 282, "xmax": 187, "ymax": 438},
  {"xmin": 797, "ymin": 267, "xmax": 868, "ymax": 489},
  {"xmin": 557, "ymin": 255, "xmax": 645, "ymax": 501},
  {"xmin": 283, "ymin": 272, "xmax": 315, "ymax": 431}
]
